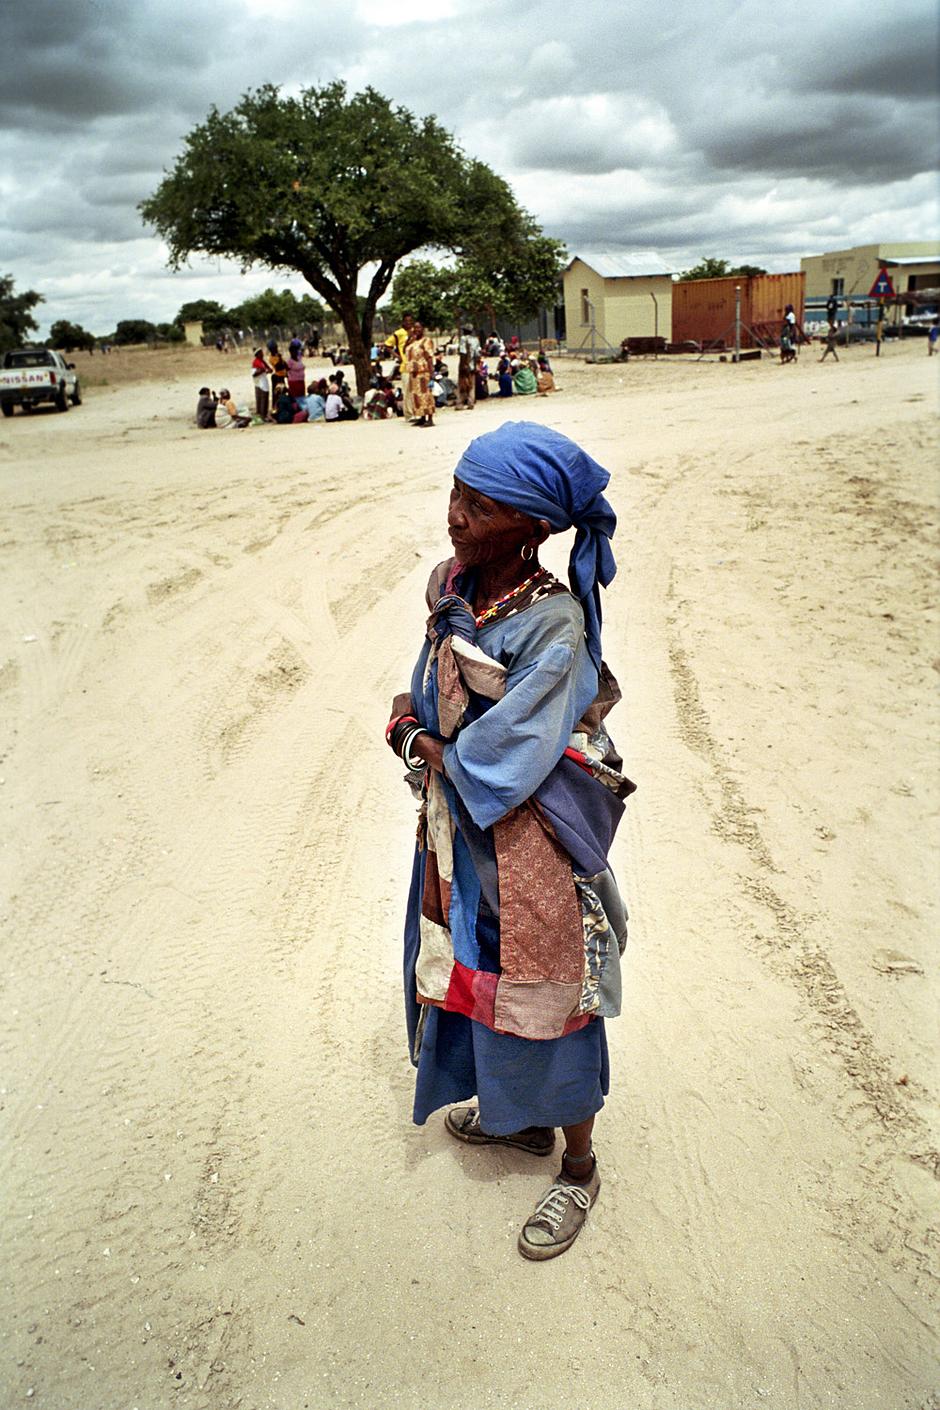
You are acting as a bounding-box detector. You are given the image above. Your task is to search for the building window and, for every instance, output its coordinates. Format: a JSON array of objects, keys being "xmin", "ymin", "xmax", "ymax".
[
  {"xmin": 580, "ymin": 288, "xmax": 591, "ymax": 325},
  {"xmin": 831, "ymin": 277, "xmax": 844, "ymax": 296}
]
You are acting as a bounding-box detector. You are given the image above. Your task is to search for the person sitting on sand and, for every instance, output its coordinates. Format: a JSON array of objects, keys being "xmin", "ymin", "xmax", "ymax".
[
  {"xmin": 301, "ymin": 382, "xmax": 326, "ymax": 421},
  {"xmin": 195, "ymin": 387, "xmax": 217, "ymax": 428},
  {"xmin": 215, "ymin": 389, "xmax": 252, "ymax": 428},
  {"xmin": 363, "ymin": 386, "xmax": 391, "ymax": 419},
  {"xmin": 513, "ymin": 361, "xmax": 538, "ymax": 396},
  {"xmin": 496, "ymin": 356, "xmax": 513, "ymax": 397},
  {"xmin": 274, "ymin": 388, "xmax": 302, "ymax": 424},
  {"xmin": 475, "ymin": 354, "xmax": 489, "ymax": 401},
  {"xmin": 537, "ymin": 365, "xmax": 559, "ymax": 395}
]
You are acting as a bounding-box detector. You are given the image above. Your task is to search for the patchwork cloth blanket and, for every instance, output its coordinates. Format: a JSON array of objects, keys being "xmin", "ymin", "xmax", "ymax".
[{"xmin": 402, "ymin": 560, "xmax": 634, "ymax": 1047}]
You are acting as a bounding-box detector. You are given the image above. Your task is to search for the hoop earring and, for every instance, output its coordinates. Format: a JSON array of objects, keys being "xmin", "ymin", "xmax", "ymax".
[{"xmin": 521, "ymin": 544, "xmax": 535, "ymax": 562}]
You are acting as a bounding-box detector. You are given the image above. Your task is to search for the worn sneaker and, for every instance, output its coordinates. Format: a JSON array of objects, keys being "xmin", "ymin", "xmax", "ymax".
[
  {"xmin": 517, "ymin": 1163, "xmax": 601, "ymax": 1260},
  {"xmin": 444, "ymin": 1105, "xmax": 555, "ymax": 1156}
]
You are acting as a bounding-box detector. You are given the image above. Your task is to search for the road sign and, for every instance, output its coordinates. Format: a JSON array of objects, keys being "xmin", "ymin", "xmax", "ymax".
[{"xmin": 869, "ymin": 267, "xmax": 896, "ymax": 298}]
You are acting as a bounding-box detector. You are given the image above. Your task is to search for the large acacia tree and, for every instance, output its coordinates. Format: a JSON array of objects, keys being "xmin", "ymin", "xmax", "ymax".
[{"xmin": 141, "ymin": 83, "xmax": 545, "ymax": 392}]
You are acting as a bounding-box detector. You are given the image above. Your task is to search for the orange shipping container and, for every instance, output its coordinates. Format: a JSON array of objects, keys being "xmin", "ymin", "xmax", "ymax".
[{"xmin": 672, "ymin": 273, "xmax": 805, "ymax": 348}]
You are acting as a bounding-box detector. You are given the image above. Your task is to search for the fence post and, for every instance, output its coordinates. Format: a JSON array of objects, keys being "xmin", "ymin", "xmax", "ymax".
[{"xmin": 734, "ymin": 285, "xmax": 741, "ymax": 363}]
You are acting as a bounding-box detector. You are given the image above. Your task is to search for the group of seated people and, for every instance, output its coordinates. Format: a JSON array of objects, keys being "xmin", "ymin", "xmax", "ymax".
[
  {"xmin": 194, "ymin": 387, "xmax": 252, "ymax": 429},
  {"xmin": 493, "ymin": 350, "xmax": 557, "ymax": 397},
  {"xmin": 197, "ymin": 332, "xmax": 558, "ymax": 429},
  {"xmin": 273, "ymin": 370, "xmax": 361, "ymax": 423}
]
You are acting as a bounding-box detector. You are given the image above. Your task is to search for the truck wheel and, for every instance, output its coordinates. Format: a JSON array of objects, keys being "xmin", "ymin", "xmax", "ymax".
[
  {"xmin": 1, "ymin": 402, "xmax": 13, "ymax": 418},
  {"xmin": 70, "ymin": 381, "xmax": 82, "ymax": 406},
  {"xmin": 55, "ymin": 385, "xmax": 70, "ymax": 412}
]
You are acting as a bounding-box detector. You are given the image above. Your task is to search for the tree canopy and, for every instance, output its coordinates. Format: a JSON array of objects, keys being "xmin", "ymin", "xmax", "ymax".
[
  {"xmin": 49, "ymin": 319, "xmax": 96, "ymax": 352},
  {"xmin": 175, "ymin": 299, "xmax": 229, "ymax": 332},
  {"xmin": 226, "ymin": 287, "xmax": 326, "ymax": 333},
  {"xmin": 0, "ymin": 274, "xmax": 43, "ymax": 353},
  {"xmin": 679, "ymin": 257, "xmax": 768, "ymax": 281},
  {"xmin": 388, "ymin": 234, "xmax": 565, "ymax": 334},
  {"xmin": 387, "ymin": 261, "xmax": 456, "ymax": 331},
  {"xmin": 113, "ymin": 319, "xmax": 159, "ymax": 345},
  {"xmin": 141, "ymin": 82, "xmax": 556, "ymax": 390}
]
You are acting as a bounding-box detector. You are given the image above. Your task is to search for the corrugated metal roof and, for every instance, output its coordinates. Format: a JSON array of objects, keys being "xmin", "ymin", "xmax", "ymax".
[
  {"xmin": 568, "ymin": 250, "xmax": 674, "ymax": 278},
  {"xmin": 881, "ymin": 255, "xmax": 940, "ymax": 266}
]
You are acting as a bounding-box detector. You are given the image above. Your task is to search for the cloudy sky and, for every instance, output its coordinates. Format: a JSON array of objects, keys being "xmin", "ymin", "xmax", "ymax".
[{"xmin": 2, "ymin": 0, "xmax": 937, "ymax": 335}]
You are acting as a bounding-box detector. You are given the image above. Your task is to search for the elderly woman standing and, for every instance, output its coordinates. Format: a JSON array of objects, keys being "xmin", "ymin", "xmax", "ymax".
[
  {"xmin": 387, "ymin": 422, "xmax": 632, "ymax": 1260},
  {"xmin": 405, "ymin": 320, "xmax": 437, "ymax": 428}
]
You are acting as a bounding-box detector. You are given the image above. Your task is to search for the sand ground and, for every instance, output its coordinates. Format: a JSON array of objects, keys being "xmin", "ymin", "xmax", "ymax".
[{"xmin": 1, "ymin": 341, "xmax": 938, "ymax": 1410}]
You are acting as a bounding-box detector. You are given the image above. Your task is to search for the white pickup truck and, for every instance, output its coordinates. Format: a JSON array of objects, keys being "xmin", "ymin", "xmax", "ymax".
[{"xmin": 0, "ymin": 348, "xmax": 82, "ymax": 416}]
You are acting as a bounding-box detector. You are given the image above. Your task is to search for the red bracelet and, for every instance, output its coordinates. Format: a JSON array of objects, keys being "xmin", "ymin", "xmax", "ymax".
[{"xmin": 386, "ymin": 713, "xmax": 418, "ymax": 745}]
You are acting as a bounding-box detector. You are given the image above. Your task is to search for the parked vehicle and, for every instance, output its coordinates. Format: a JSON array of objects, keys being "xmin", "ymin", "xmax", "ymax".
[{"xmin": 0, "ymin": 348, "xmax": 82, "ymax": 416}]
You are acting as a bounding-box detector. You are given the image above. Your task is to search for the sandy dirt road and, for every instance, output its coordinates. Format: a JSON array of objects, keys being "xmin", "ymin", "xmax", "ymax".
[{"xmin": 1, "ymin": 345, "xmax": 937, "ymax": 1410}]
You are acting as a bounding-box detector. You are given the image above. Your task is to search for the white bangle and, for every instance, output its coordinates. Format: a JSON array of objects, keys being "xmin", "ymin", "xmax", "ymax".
[{"xmin": 402, "ymin": 728, "xmax": 427, "ymax": 771}]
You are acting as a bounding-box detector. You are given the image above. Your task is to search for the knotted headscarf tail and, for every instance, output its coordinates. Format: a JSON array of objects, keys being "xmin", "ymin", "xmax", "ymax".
[{"xmin": 454, "ymin": 421, "xmax": 617, "ymax": 671}]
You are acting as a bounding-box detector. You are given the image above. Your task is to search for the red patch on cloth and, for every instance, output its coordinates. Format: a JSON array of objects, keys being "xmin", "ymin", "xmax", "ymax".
[{"xmin": 444, "ymin": 961, "xmax": 497, "ymax": 1027}]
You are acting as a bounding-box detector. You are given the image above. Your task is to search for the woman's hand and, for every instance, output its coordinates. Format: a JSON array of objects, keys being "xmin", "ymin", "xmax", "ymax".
[{"xmin": 411, "ymin": 733, "xmax": 445, "ymax": 774}]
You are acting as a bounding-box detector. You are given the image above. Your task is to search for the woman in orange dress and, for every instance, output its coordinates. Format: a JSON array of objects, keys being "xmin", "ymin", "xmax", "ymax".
[{"xmin": 406, "ymin": 321, "xmax": 436, "ymax": 428}]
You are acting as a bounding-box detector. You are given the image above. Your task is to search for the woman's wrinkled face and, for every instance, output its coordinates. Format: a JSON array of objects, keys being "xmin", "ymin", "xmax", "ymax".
[{"xmin": 447, "ymin": 478, "xmax": 533, "ymax": 566}]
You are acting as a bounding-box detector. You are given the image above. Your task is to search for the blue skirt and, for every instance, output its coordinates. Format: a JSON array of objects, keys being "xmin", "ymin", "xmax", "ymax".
[{"xmin": 413, "ymin": 1007, "xmax": 609, "ymax": 1135}]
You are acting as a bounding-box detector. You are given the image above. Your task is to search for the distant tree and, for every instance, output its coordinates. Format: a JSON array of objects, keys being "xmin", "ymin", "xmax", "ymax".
[
  {"xmin": 454, "ymin": 236, "xmax": 566, "ymax": 329},
  {"xmin": 389, "ymin": 237, "xmax": 565, "ymax": 335},
  {"xmin": 49, "ymin": 319, "xmax": 97, "ymax": 352},
  {"xmin": 227, "ymin": 287, "xmax": 326, "ymax": 334},
  {"xmin": 679, "ymin": 258, "xmax": 731, "ymax": 281},
  {"xmin": 174, "ymin": 299, "xmax": 228, "ymax": 333},
  {"xmin": 680, "ymin": 257, "xmax": 768, "ymax": 281},
  {"xmin": 112, "ymin": 319, "xmax": 159, "ymax": 345},
  {"xmin": 141, "ymin": 83, "xmax": 552, "ymax": 393},
  {"xmin": 0, "ymin": 273, "xmax": 43, "ymax": 353},
  {"xmin": 388, "ymin": 261, "xmax": 456, "ymax": 330},
  {"xmin": 155, "ymin": 322, "xmax": 186, "ymax": 343}
]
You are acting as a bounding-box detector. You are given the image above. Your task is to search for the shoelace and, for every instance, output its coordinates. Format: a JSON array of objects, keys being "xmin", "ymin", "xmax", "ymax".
[{"xmin": 530, "ymin": 1181, "xmax": 592, "ymax": 1231}]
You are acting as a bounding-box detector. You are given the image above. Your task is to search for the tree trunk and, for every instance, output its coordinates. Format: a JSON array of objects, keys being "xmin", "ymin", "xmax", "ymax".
[{"xmin": 336, "ymin": 293, "xmax": 371, "ymax": 396}]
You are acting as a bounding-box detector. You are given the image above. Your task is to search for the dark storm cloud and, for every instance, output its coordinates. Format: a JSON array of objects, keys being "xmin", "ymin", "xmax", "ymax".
[{"xmin": 691, "ymin": 96, "xmax": 937, "ymax": 183}]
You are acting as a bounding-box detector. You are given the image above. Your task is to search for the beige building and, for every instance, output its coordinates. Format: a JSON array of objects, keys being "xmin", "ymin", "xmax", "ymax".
[
  {"xmin": 182, "ymin": 320, "xmax": 204, "ymax": 347},
  {"xmin": 801, "ymin": 242, "xmax": 940, "ymax": 302},
  {"xmin": 563, "ymin": 253, "xmax": 674, "ymax": 352}
]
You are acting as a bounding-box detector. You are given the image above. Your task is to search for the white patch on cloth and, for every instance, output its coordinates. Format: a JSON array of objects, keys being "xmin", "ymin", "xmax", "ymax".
[
  {"xmin": 426, "ymin": 772, "xmax": 454, "ymax": 882},
  {"xmin": 450, "ymin": 636, "xmax": 507, "ymax": 700},
  {"xmin": 416, "ymin": 916, "xmax": 454, "ymax": 1001}
]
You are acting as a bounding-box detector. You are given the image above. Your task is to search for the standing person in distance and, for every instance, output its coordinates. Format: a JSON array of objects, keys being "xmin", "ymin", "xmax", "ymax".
[
  {"xmin": 384, "ymin": 312, "xmax": 415, "ymax": 420},
  {"xmin": 455, "ymin": 326, "xmax": 481, "ymax": 411},
  {"xmin": 407, "ymin": 320, "xmax": 437, "ymax": 428},
  {"xmin": 251, "ymin": 347, "xmax": 272, "ymax": 421}
]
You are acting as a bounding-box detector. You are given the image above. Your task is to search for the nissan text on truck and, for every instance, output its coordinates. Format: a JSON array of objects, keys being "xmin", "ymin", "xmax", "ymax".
[{"xmin": 0, "ymin": 348, "xmax": 82, "ymax": 416}]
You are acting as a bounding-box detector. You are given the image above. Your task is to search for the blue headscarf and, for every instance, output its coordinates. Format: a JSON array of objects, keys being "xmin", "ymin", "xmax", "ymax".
[{"xmin": 454, "ymin": 421, "xmax": 616, "ymax": 670}]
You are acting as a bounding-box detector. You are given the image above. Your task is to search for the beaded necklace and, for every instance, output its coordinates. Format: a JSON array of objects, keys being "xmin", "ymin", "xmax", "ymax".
[{"xmin": 474, "ymin": 567, "xmax": 547, "ymax": 627}]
